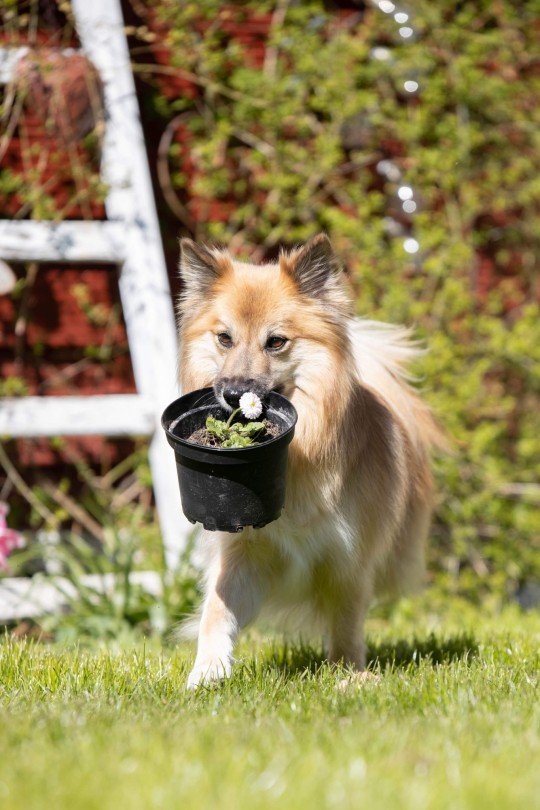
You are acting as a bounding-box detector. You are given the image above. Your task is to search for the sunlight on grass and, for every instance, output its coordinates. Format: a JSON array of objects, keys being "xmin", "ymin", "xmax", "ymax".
[{"xmin": 0, "ymin": 607, "xmax": 539, "ymax": 810}]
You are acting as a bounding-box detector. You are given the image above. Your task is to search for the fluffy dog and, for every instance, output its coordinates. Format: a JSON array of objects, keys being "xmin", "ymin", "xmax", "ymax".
[{"xmin": 178, "ymin": 234, "xmax": 441, "ymax": 687}]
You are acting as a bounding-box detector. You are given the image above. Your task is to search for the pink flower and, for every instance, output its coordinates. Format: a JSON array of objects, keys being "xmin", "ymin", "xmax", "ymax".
[{"xmin": 0, "ymin": 502, "xmax": 25, "ymax": 571}]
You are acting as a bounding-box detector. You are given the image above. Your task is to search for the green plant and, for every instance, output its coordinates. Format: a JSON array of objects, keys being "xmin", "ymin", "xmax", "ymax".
[
  {"xmin": 204, "ymin": 391, "xmax": 266, "ymax": 448},
  {"xmin": 0, "ymin": 375, "xmax": 29, "ymax": 397},
  {"xmin": 35, "ymin": 520, "xmax": 200, "ymax": 643},
  {"xmin": 205, "ymin": 414, "xmax": 266, "ymax": 447},
  {"xmin": 1, "ymin": 438, "xmax": 201, "ymax": 641}
]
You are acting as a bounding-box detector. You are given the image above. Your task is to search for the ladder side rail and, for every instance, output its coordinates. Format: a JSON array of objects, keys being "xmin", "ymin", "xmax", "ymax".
[{"xmin": 72, "ymin": 0, "xmax": 190, "ymax": 567}]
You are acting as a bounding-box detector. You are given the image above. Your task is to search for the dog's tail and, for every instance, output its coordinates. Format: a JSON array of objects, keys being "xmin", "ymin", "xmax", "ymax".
[
  {"xmin": 170, "ymin": 612, "xmax": 201, "ymax": 644},
  {"xmin": 348, "ymin": 318, "xmax": 448, "ymax": 452},
  {"xmin": 348, "ymin": 318, "xmax": 423, "ymax": 379}
]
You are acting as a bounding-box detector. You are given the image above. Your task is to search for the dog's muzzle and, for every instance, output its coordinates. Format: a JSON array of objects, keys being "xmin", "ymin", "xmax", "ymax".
[{"xmin": 215, "ymin": 377, "xmax": 271, "ymax": 410}]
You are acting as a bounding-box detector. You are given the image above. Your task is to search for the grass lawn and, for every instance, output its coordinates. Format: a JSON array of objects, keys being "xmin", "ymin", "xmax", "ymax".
[{"xmin": 0, "ymin": 603, "xmax": 539, "ymax": 810}]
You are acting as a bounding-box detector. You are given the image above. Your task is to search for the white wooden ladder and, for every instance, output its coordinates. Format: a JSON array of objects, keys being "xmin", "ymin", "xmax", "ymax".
[{"xmin": 0, "ymin": 0, "xmax": 192, "ymax": 569}]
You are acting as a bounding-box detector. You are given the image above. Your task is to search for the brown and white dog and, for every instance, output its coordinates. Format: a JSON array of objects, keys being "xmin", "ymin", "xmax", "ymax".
[{"xmin": 178, "ymin": 234, "xmax": 441, "ymax": 687}]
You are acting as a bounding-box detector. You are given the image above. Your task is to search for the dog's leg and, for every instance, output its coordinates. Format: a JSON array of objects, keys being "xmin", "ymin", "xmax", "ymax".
[
  {"xmin": 187, "ymin": 560, "xmax": 263, "ymax": 689},
  {"xmin": 326, "ymin": 582, "xmax": 372, "ymax": 671}
]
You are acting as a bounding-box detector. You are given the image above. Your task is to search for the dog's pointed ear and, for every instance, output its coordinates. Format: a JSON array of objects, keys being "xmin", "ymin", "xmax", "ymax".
[
  {"xmin": 179, "ymin": 239, "xmax": 224, "ymax": 299},
  {"xmin": 284, "ymin": 234, "xmax": 344, "ymax": 300}
]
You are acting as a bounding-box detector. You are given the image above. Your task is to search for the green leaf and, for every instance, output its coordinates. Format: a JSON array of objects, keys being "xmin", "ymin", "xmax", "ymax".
[
  {"xmin": 221, "ymin": 435, "xmax": 258, "ymax": 448},
  {"xmin": 236, "ymin": 421, "xmax": 266, "ymax": 438},
  {"xmin": 205, "ymin": 416, "xmax": 227, "ymax": 440}
]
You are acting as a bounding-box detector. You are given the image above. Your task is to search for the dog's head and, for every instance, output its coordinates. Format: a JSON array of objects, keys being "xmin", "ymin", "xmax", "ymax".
[{"xmin": 177, "ymin": 234, "xmax": 353, "ymax": 409}]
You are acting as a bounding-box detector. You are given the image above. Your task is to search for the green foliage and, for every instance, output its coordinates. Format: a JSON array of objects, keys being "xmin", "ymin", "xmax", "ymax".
[
  {"xmin": 39, "ymin": 528, "xmax": 160, "ymax": 642},
  {"xmin": 37, "ymin": 527, "xmax": 200, "ymax": 643},
  {"xmin": 8, "ymin": 520, "xmax": 201, "ymax": 643},
  {"xmin": 147, "ymin": 0, "xmax": 540, "ymax": 601},
  {"xmin": 3, "ymin": 443, "xmax": 201, "ymax": 640},
  {"xmin": 0, "ymin": 375, "xmax": 29, "ymax": 397},
  {"xmin": 205, "ymin": 414, "xmax": 266, "ymax": 447}
]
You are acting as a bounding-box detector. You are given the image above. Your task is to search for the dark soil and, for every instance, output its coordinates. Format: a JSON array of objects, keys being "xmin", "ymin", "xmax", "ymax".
[{"xmin": 188, "ymin": 419, "xmax": 282, "ymax": 447}]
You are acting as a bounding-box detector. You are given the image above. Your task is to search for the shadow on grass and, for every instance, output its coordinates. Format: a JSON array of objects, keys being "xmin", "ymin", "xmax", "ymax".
[
  {"xmin": 367, "ymin": 633, "xmax": 479, "ymax": 670},
  {"xmin": 263, "ymin": 633, "xmax": 479, "ymax": 679}
]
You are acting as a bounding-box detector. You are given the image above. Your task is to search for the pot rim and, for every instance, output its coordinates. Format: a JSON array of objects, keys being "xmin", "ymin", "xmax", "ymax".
[{"xmin": 161, "ymin": 387, "xmax": 298, "ymax": 455}]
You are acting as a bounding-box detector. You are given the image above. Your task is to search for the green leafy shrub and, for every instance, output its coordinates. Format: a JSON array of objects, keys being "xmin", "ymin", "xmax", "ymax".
[{"xmin": 36, "ymin": 526, "xmax": 201, "ymax": 643}]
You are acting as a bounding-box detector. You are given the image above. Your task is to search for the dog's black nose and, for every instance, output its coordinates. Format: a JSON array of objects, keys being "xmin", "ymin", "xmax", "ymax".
[
  {"xmin": 222, "ymin": 386, "xmax": 242, "ymax": 408},
  {"xmin": 221, "ymin": 378, "xmax": 256, "ymax": 408}
]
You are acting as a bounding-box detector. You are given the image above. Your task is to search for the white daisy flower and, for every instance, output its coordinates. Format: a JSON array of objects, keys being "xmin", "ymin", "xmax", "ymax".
[{"xmin": 239, "ymin": 391, "xmax": 263, "ymax": 420}]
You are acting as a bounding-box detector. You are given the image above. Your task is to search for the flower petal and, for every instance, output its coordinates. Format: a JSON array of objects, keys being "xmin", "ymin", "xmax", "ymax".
[{"xmin": 239, "ymin": 391, "xmax": 263, "ymax": 419}]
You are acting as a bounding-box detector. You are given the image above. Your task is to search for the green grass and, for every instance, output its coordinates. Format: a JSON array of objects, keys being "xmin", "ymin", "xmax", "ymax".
[{"xmin": 1, "ymin": 605, "xmax": 539, "ymax": 810}]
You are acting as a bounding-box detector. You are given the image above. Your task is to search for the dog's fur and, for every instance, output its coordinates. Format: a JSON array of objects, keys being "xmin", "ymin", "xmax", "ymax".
[{"xmin": 178, "ymin": 234, "xmax": 441, "ymax": 687}]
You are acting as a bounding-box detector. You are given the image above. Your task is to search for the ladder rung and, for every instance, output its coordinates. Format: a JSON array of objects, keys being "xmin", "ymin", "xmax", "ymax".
[
  {"xmin": 0, "ymin": 46, "xmax": 79, "ymax": 84},
  {"xmin": 0, "ymin": 394, "xmax": 155, "ymax": 438},
  {"xmin": 0, "ymin": 221, "xmax": 127, "ymax": 264},
  {"xmin": 0, "ymin": 46, "xmax": 29, "ymax": 84},
  {"xmin": 0, "ymin": 571, "xmax": 163, "ymax": 621}
]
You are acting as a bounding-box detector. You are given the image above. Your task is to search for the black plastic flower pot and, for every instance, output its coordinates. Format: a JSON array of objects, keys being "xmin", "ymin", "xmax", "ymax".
[{"xmin": 161, "ymin": 387, "xmax": 298, "ymax": 532}]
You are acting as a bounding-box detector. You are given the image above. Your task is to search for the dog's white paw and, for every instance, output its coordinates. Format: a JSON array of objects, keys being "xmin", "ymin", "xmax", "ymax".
[
  {"xmin": 337, "ymin": 671, "xmax": 382, "ymax": 690},
  {"xmin": 187, "ymin": 659, "xmax": 231, "ymax": 689}
]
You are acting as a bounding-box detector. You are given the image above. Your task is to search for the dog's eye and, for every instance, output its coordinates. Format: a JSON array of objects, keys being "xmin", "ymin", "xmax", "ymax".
[
  {"xmin": 266, "ymin": 336, "xmax": 287, "ymax": 351},
  {"xmin": 217, "ymin": 332, "xmax": 233, "ymax": 348}
]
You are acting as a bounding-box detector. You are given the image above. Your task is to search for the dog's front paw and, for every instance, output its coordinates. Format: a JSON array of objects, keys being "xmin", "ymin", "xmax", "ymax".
[
  {"xmin": 187, "ymin": 659, "xmax": 231, "ymax": 689},
  {"xmin": 337, "ymin": 671, "xmax": 382, "ymax": 690}
]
